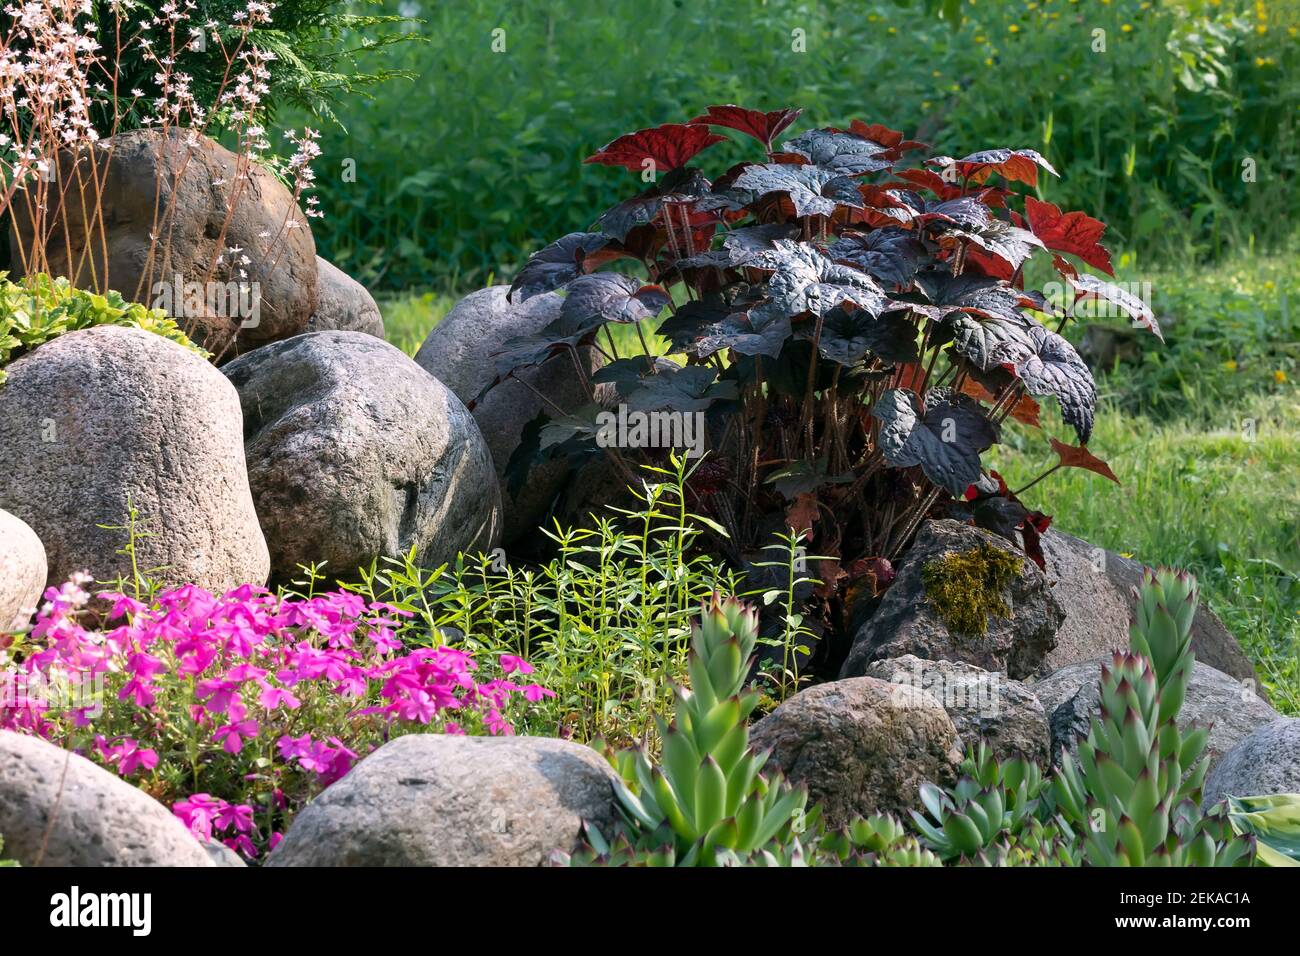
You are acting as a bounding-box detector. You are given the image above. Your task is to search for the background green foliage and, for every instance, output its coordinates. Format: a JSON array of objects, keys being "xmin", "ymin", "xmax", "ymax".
[
  {"xmin": 294, "ymin": 0, "xmax": 1299, "ymax": 291},
  {"xmin": 91, "ymin": 0, "xmax": 414, "ymax": 131}
]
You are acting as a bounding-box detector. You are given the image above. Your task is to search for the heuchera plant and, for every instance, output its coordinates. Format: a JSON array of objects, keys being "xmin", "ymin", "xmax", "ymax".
[
  {"xmin": 489, "ymin": 106, "xmax": 1161, "ymax": 610},
  {"xmin": 1, "ymin": 576, "xmax": 550, "ymax": 859}
]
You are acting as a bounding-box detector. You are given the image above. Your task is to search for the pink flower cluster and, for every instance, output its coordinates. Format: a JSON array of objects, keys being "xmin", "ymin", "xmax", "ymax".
[
  {"xmin": 174, "ymin": 793, "xmax": 270, "ymax": 859},
  {"xmin": 1, "ymin": 577, "xmax": 551, "ymax": 858}
]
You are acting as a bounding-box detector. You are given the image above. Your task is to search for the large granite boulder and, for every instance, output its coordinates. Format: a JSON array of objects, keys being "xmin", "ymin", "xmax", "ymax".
[
  {"xmin": 11, "ymin": 128, "xmax": 317, "ymax": 358},
  {"xmin": 0, "ymin": 509, "xmax": 46, "ymax": 631},
  {"xmin": 1039, "ymin": 528, "xmax": 1257, "ymax": 685},
  {"xmin": 306, "ymin": 257, "xmax": 385, "ymax": 339},
  {"xmin": 266, "ymin": 734, "xmax": 621, "ymax": 867},
  {"xmin": 840, "ymin": 520, "xmax": 1064, "ymax": 681},
  {"xmin": 864, "ymin": 655, "xmax": 1050, "ymax": 766},
  {"xmin": 414, "ymin": 286, "xmax": 601, "ymax": 544},
  {"xmin": 1204, "ymin": 718, "xmax": 1300, "ymax": 805},
  {"xmin": 0, "ymin": 730, "xmax": 214, "ymax": 866},
  {"xmin": 223, "ymin": 331, "xmax": 500, "ymax": 581},
  {"xmin": 1031, "ymin": 657, "xmax": 1278, "ymax": 770},
  {"xmin": 0, "ymin": 326, "xmax": 269, "ymax": 591},
  {"xmin": 749, "ymin": 676, "xmax": 963, "ymax": 824}
]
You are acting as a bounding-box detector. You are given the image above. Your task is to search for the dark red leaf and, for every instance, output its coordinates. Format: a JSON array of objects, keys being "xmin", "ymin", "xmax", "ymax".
[
  {"xmin": 847, "ymin": 120, "xmax": 928, "ymax": 158},
  {"xmin": 584, "ymin": 123, "xmax": 726, "ymax": 172},
  {"xmin": 1024, "ymin": 197, "xmax": 1113, "ymax": 276},
  {"xmin": 891, "ymin": 168, "xmax": 964, "ymax": 199},
  {"xmin": 926, "ymin": 148, "xmax": 1059, "ymax": 187},
  {"xmin": 689, "ymin": 104, "xmax": 803, "ymax": 147},
  {"xmin": 1050, "ymin": 437, "xmax": 1120, "ymax": 485},
  {"xmin": 846, "ymin": 556, "xmax": 896, "ymax": 597},
  {"xmin": 1051, "ymin": 254, "xmax": 1078, "ymax": 280},
  {"xmin": 785, "ymin": 493, "xmax": 820, "ymax": 534},
  {"xmin": 958, "ymin": 376, "xmax": 1041, "ymax": 427}
]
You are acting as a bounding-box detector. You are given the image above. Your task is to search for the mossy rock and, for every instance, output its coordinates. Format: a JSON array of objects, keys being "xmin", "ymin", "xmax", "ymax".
[
  {"xmin": 840, "ymin": 519, "xmax": 1065, "ymax": 680},
  {"xmin": 920, "ymin": 542, "xmax": 1023, "ymax": 637}
]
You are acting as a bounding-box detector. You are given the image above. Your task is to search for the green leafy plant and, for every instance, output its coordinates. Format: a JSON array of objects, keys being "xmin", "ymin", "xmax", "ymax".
[
  {"xmin": 557, "ymin": 595, "xmax": 814, "ymax": 866},
  {"xmin": 750, "ymin": 529, "xmax": 829, "ymax": 700},
  {"xmin": 0, "ymin": 274, "xmax": 206, "ymax": 384},
  {"xmin": 910, "ymin": 744, "xmax": 1081, "ymax": 866},
  {"xmin": 0, "ymin": 834, "xmax": 18, "ymax": 867},
  {"xmin": 1225, "ymin": 794, "xmax": 1300, "ymax": 867},
  {"xmin": 345, "ymin": 453, "xmax": 754, "ymax": 747},
  {"xmin": 1051, "ymin": 569, "xmax": 1254, "ymax": 866},
  {"xmin": 557, "ymin": 593, "xmax": 945, "ymax": 867}
]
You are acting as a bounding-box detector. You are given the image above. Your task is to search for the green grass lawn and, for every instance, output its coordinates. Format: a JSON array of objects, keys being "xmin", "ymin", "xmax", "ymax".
[{"xmin": 382, "ymin": 250, "xmax": 1299, "ymax": 712}]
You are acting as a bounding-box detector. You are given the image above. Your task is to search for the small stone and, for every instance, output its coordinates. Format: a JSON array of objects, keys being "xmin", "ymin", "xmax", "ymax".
[
  {"xmin": 749, "ymin": 676, "xmax": 963, "ymax": 824},
  {"xmin": 266, "ymin": 734, "xmax": 621, "ymax": 867},
  {"xmin": 864, "ymin": 656, "xmax": 1050, "ymax": 766}
]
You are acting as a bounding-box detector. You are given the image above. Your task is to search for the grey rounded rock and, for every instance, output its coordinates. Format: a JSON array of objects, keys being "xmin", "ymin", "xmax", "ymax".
[
  {"xmin": 266, "ymin": 734, "xmax": 621, "ymax": 867},
  {"xmin": 223, "ymin": 331, "xmax": 500, "ymax": 581},
  {"xmin": 840, "ymin": 519, "xmax": 1064, "ymax": 680},
  {"xmin": 201, "ymin": 839, "xmax": 248, "ymax": 867},
  {"xmin": 864, "ymin": 655, "xmax": 1049, "ymax": 766},
  {"xmin": 749, "ymin": 676, "xmax": 963, "ymax": 825},
  {"xmin": 307, "ymin": 257, "xmax": 385, "ymax": 339},
  {"xmin": 0, "ymin": 326, "xmax": 270, "ymax": 592},
  {"xmin": 0, "ymin": 508, "xmax": 46, "ymax": 631},
  {"xmin": 1204, "ymin": 718, "xmax": 1300, "ymax": 805},
  {"xmin": 1032, "ymin": 657, "xmax": 1277, "ymax": 770},
  {"xmin": 11, "ymin": 128, "xmax": 317, "ymax": 359},
  {"xmin": 0, "ymin": 730, "xmax": 215, "ymax": 866},
  {"xmin": 1039, "ymin": 528, "xmax": 1258, "ymax": 685},
  {"xmin": 415, "ymin": 286, "xmax": 600, "ymax": 545}
]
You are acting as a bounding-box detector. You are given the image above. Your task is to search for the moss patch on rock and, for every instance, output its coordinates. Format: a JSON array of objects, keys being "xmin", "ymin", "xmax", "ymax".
[{"xmin": 921, "ymin": 543, "xmax": 1022, "ymax": 637}]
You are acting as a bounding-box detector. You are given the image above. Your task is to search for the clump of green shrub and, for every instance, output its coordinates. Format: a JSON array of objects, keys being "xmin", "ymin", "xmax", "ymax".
[
  {"xmin": 0, "ymin": 274, "xmax": 206, "ymax": 384},
  {"xmin": 343, "ymin": 453, "xmax": 752, "ymax": 748}
]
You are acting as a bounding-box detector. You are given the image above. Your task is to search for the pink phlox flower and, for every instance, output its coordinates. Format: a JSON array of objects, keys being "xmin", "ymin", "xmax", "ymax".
[
  {"xmin": 365, "ymin": 624, "xmax": 402, "ymax": 654},
  {"xmin": 173, "ymin": 793, "xmax": 223, "ymax": 843},
  {"xmin": 522, "ymin": 683, "xmax": 555, "ymax": 703},
  {"xmin": 483, "ymin": 707, "xmax": 513, "ymax": 736},
  {"xmin": 214, "ymin": 801, "xmax": 255, "ymax": 834},
  {"xmin": 277, "ymin": 733, "xmax": 313, "ymax": 763},
  {"xmin": 101, "ymin": 591, "xmax": 147, "ymax": 621},
  {"xmin": 319, "ymin": 737, "xmax": 358, "ymax": 786},
  {"xmin": 224, "ymin": 834, "xmax": 258, "ymax": 859},
  {"xmin": 174, "ymin": 639, "xmax": 218, "ymax": 677},
  {"xmin": 195, "ymin": 678, "xmax": 240, "ymax": 714},
  {"xmin": 213, "ymin": 716, "xmax": 258, "ymax": 753},
  {"xmin": 257, "ymin": 680, "xmax": 300, "ymax": 710},
  {"xmin": 499, "ymin": 654, "xmax": 534, "ymax": 675}
]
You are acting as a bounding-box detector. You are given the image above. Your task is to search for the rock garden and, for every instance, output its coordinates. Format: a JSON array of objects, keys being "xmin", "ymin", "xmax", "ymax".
[{"xmin": 0, "ymin": 1, "xmax": 1296, "ymax": 871}]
